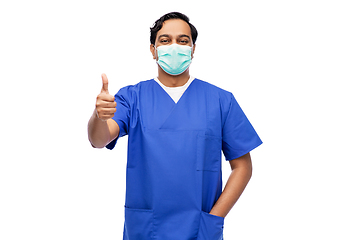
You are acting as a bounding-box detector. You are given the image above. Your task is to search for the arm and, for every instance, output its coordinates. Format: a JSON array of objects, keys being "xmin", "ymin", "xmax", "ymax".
[
  {"xmin": 88, "ymin": 111, "xmax": 119, "ymax": 148},
  {"xmin": 209, "ymin": 152, "xmax": 253, "ymax": 218},
  {"xmin": 87, "ymin": 73, "xmax": 120, "ymax": 148}
]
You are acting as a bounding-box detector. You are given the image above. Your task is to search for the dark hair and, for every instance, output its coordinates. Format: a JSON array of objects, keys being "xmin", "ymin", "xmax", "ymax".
[{"xmin": 150, "ymin": 12, "xmax": 198, "ymax": 45}]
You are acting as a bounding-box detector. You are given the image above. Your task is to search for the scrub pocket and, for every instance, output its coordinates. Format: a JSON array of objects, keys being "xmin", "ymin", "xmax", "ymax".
[
  {"xmin": 197, "ymin": 135, "xmax": 222, "ymax": 171},
  {"xmin": 197, "ymin": 211, "xmax": 224, "ymax": 240},
  {"xmin": 123, "ymin": 207, "xmax": 154, "ymax": 240}
]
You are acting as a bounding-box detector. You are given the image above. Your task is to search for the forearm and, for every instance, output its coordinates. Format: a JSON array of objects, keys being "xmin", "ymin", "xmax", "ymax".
[
  {"xmin": 87, "ymin": 109, "xmax": 111, "ymax": 148},
  {"xmin": 210, "ymin": 154, "xmax": 252, "ymax": 218}
]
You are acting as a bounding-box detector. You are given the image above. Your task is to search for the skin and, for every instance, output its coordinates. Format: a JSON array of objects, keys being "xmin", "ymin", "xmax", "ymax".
[
  {"xmin": 210, "ymin": 152, "xmax": 252, "ymax": 218},
  {"xmin": 87, "ymin": 18, "xmax": 253, "ymax": 218},
  {"xmin": 87, "ymin": 74, "xmax": 119, "ymax": 149}
]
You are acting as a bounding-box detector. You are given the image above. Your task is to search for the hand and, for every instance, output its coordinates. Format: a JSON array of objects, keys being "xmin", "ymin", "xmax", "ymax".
[{"xmin": 95, "ymin": 73, "xmax": 117, "ymax": 121}]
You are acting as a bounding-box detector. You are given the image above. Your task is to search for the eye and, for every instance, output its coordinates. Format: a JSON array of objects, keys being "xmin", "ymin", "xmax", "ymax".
[
  {"xmin": 178, "ymin": 38, "xmax": 190, "ymax": 45},
  {"xmin": 160, "ymin": 38, "xmax": 170, "ymax": 44}
]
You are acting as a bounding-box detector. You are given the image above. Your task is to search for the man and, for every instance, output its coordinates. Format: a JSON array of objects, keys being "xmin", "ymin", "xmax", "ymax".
[{"xmin": 88, "ymin": 12, "xmax": 262, "ymax": 240}]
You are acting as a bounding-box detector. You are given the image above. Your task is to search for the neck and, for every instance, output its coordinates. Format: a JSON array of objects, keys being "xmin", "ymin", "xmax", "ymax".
[{"xmin": 157, "ymin": 67, "xmax": 190, "ymax": 87}]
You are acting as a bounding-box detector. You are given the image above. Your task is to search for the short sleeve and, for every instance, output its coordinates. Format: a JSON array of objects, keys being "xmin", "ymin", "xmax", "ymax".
[
  {"xmin": 222, "ymin": 94, "xmax": 262, "ymax": 160},
  {"xmin": 106, "ymin": 87, "xmax": 131, "ymax": 150}
]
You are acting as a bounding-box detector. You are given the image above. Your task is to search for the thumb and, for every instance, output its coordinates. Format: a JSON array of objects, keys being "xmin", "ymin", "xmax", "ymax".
[{"xmin": 101, "ymin": 73, "xmax": 109, "ymax": 93}]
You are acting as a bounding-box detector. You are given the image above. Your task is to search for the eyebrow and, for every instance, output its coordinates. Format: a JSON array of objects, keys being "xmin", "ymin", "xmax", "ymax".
[
  {"xmin": 178, "ymin": 34, "xmax": 190, "ymax": 39},
  {"xmin": 158, "ymin": 34, "xmax": 170, "ymax": 40},
  {"xmin": 157, "ymin": 34, "xmax": 191, "ymax": 40}
]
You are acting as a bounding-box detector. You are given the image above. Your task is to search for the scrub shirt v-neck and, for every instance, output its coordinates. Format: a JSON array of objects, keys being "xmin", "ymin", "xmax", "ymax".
[{"xmin": 154, "ymin": 76, "xmax": 195, "ymax": 103}]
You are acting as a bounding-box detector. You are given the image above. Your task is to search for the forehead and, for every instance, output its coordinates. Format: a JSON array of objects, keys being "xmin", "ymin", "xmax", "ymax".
[{"xmin": 157, "ymin": 19, "xmax": 192, "ymax": 39}]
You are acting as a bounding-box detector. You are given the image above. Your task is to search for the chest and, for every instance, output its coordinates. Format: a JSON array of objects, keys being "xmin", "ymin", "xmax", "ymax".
[{"xmin": 134, "ymin": 81, "xmax": 223, "ymax": 137}]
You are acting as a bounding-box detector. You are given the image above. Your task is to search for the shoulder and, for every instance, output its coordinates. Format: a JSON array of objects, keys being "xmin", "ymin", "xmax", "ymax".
[
  {"xmin": 117, "ymin": 79, "xmax": 154, "ymax": 92},
  {"xmin": 113, "ymin": 79, "xmax": 156, "ymax": 106},
  {"xmin": 193, "ymin": 78, "xmax": 234, "ymax": 102},
  {"xmin": 115, "ymin": 79, "xmax": 155, "ymax": 96}
]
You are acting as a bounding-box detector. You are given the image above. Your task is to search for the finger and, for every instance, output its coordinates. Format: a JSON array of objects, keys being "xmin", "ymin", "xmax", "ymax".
[
  {"xmin": 96, "ymin": 108, "xmax": 116, "ymax": 117},
  {"xmin": 102, "ymin": 108, "xmax": 117, "ymax": 114},
  {"xmin": 108, "ymin": 107, "xmax": 117, "ymax": 113},
  {"xmin": 96, "ymin": 103, "xmax": 116, "ymax": 112},
  {"xmin": 99, "ymin": 101, "xmax": 117, "ymax": 109},
  {"xmin": 101, "ymin": 73, "xmax": 109, "ymax": 93},
  {"xmin": 97, "ymin": 93, "xmax": 115, "ymax": 102},
  {"xmin": 103, "ymin": 108, "xmax": 117, "ymax": 114},
  {"xmin": 99, "ymin": 113, "xmax": 115, "ymax": 120}
]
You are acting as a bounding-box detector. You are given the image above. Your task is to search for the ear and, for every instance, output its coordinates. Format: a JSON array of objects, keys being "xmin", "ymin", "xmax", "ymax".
[
  {"xmin": 150, "ymin": 44, "xmax": 156, "ymax": 60},
  {"xmin": 191, "ymin": 43, "xmax": 196, "ymax": 59}
]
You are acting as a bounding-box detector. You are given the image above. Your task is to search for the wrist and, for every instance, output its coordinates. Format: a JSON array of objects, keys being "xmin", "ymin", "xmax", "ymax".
[
  {"xmin": 209, "ymin": 208, "xmax": 226, "ymax": 218},
  {"xmin": 94, "ymin": 109, "xmax": 107, "ymax": 122}
]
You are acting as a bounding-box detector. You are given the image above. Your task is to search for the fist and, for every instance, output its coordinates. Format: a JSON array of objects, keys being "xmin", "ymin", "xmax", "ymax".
[{"xmin": 95, "ymin": 73, "xmax": 117, "ymax": 121}]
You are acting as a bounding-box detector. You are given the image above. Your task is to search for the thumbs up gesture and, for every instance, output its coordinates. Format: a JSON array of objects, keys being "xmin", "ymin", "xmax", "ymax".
[{"xmin": 95, "ymin": 73, "xmax": 117, "ymax": 121}]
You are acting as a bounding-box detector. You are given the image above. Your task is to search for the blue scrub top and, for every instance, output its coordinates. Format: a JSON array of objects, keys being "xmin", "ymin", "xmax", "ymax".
[{"xmin": 107, "ymin": 78, "xmax": 262, "ymax": 240}]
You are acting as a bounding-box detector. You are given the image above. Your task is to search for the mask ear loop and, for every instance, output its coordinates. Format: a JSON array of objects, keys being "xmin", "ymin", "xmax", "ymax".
[{"xmin": 153, "ymin": 44, "xmax": 158, "ymax": 62}]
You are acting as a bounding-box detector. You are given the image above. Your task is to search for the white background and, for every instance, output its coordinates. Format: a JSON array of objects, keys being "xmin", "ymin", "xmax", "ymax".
[{"xmin": 1, "ymin": 0, "xmax": 359, "ymax": 239}]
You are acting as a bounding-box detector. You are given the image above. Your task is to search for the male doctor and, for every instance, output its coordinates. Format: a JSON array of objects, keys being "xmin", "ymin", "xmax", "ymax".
[{"xmin": 88, "ymin": 12, "xmax": 262, "ymax": 240}]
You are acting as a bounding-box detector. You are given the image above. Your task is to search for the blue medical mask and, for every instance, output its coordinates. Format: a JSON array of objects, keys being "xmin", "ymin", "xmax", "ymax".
[{"xmin": 156, "ymin": 44, "xmax": 192, "ymax": 75}]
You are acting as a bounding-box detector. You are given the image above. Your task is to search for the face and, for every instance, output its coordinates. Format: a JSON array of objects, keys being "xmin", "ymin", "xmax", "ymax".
[{"xmin": 150, "ymin": 19, "xmax": 196, "ymax": 60}]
